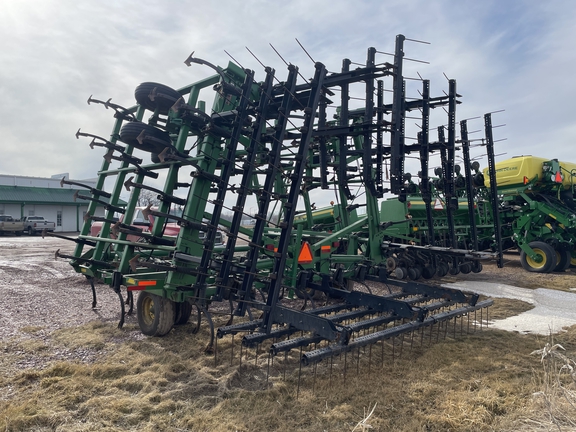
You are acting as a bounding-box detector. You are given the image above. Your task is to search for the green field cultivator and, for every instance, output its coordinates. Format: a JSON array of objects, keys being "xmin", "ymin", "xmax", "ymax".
[{"xmin": 51, "ymin": 35, "xmax": 500, "ymax": 371}]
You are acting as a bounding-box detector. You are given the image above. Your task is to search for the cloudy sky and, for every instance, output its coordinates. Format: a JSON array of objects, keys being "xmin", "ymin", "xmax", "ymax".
[{"xmin": 2, "ymin": 0, "xmax": 575, "ymax": 187}]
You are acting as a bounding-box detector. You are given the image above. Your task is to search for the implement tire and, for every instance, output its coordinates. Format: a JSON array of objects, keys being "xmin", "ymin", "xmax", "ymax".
[
  {"xmin": 135, "ymin": 82, "xmax": 181, "ymax": 115},
  {"xmin": 119, "ymin": 121, "xmax": 171, "ymax": 154},
  {"xmin": 520, "ymin": 241, "xmax": 557, "ymax": 273},
  {"xmin": 554, "ymin": 249, "xmax": 572, "ymax": 272},
  {"xmin": 174, "ymin": 301, "xmax": 193, "ymax": 326},
  {"xmin": 137, "ymin": 291, "xmax": 175, "ymax": 336}
]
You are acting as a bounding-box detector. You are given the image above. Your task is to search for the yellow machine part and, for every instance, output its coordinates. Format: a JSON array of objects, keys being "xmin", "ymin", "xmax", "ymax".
[{"xmin": 483, "ymin": 156, "xmax": 576, "ymax": 189}]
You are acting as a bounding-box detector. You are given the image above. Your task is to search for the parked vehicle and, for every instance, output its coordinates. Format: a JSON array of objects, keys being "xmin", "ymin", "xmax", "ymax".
[
  {"xmin": 0, "ymin": 215, "xmax": 24, "ymax": 236},
  {"xmin": 22, "ymin": 216, "xmax": 56, "ymax": 236}
]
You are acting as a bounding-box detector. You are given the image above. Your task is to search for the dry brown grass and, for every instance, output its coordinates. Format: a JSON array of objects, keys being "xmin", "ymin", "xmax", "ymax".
[{"xmin": 3, "ymin": 312, "xmax": 575, "ymax": 431}]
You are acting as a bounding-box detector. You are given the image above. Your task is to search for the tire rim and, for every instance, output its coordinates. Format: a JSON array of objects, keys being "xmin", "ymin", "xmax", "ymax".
[
  {"xmin": 526, "ymin": 248, "xmax": 547, "ymax": 269},
  {"xmin": 141, "ymin": 296, "xmax": 155, "ymax": 325}
]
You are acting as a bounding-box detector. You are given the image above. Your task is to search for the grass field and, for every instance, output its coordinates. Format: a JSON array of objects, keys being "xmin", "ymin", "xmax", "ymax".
[{"xmin": 2, "ymin": 297, "xmax": 575, "ymax": 431}]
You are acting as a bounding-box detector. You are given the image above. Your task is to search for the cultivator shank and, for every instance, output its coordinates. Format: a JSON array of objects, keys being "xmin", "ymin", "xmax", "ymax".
[{"xmin": 59, "ymin": 35, "xmax": 497, "ymax": 372}]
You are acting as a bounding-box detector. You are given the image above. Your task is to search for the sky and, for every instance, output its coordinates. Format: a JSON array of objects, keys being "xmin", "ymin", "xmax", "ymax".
[{"xmin": 1, "ymin": 0, "xmax": 575, "ymax": 203}]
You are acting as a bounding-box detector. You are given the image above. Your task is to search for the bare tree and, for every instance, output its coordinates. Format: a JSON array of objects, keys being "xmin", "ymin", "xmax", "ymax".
[{"xmin": 137, "ymin": 190, "xmax": 161, "ymax": 207}]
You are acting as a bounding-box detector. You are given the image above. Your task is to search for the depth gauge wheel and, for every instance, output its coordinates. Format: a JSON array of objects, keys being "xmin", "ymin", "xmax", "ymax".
[
  {"xmin": 520, "ymin": 241, "xmax": 557, "ymax": 273},
  {"xmin": 136, "ymin": 291, "xmax": 175, "ymax": 336}
]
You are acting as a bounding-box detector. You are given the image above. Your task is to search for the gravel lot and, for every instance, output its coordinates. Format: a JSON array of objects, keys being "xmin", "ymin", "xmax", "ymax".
[{"xmin": 0, "ymin": 235, "xmax": 135, "ymax": 342}]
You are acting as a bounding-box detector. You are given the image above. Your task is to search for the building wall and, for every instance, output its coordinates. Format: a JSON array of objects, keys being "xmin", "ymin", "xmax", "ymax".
[{"xmin": 0, "ymin": 175, "xmax": 103, "ymax": 232}]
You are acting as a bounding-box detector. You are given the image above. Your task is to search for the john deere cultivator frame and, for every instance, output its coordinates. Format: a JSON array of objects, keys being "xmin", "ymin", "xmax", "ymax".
[{"xmin": 54, "ymin": 35, "xmax": 496, "ymax": 365}]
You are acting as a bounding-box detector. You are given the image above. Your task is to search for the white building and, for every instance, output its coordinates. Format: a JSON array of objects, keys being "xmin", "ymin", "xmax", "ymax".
[{"xmin": 0, "ymin": 174, "xmax": 116, "ymax": 232}]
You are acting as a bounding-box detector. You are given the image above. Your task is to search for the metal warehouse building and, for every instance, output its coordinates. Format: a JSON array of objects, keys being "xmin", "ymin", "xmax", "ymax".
[{"xmin": 0, "ymin": 174, "xmax": 109, "ymax": 232}]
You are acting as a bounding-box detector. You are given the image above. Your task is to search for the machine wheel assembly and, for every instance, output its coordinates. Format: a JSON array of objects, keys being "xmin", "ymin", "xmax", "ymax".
[
  {"xmin": 174, "ymin": 300, "xmax": 193, "ymax": 326},
  {"xmin": 135, "ymin": 82, "xmax": 181, "ymax": 115},
  {"xmin": 137, "ymin": 291, "xmax": 175, "ymax": 336},
  {"xmin": 520, "ymin": 241, "xmax": 557, "ymax": 273}
]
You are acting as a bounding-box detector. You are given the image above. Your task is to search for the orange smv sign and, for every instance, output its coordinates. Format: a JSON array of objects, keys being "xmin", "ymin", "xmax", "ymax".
[{"xmin": 297, "ymin": 241, "xmax": 314, "ymax": 264}]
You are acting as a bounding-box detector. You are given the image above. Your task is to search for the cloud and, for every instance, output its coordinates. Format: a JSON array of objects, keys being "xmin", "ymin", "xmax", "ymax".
[{"xmin": 1, "ymin": 0, "xmax": 575, "ymax": 190}]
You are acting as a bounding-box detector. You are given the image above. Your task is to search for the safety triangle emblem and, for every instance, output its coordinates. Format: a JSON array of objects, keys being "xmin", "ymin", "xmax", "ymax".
[{"xmin": 433, "ymin": 198, "xmax": 444, "ymax": 210}]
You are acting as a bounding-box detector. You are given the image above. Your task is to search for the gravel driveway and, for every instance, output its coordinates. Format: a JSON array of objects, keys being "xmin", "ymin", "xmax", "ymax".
[{"xmin": 0, "ymin": 235, "xmax": 133, "ymax": 342}]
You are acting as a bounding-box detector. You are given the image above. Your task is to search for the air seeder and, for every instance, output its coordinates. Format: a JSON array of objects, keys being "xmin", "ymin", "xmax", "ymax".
[{"xmin": 52, "ymin": 35, "xmax": 500, "ymax": 369}]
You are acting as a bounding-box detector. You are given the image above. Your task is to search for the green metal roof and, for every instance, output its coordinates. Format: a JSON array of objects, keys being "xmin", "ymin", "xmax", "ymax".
[{"xmin": 0, "ymin": 186, "xmax": 125, "ymax": 206}]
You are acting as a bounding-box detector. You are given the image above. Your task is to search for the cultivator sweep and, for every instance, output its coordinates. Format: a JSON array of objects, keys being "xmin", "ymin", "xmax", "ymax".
[{"xmin": 53, "ymin": 35, "xmax": 499, "ymax": 370}]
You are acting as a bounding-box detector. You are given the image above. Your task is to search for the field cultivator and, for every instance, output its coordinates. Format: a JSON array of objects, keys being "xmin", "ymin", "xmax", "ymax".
[{"xmin": 52, "ymin": 35, "xmax": 498, "ymax": 371}]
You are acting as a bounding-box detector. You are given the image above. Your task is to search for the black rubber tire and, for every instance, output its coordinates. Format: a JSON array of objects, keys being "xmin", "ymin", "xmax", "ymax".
[
  {"xmin": 394, "ymin": 267, "xmax": 408, "ymax": 279},
  {"xmin": 436, "ymin": 263, "xmax": 449, "ymax": 277},
  {"xmin": 174, "ymin": 301, "xmax": 193, "ymax": 326},
  {"xmin": 554, "ymin": 249, "xmax": 572, "ymax": 272},
  {"xmin": 407, "ymin": 266, "xmax": 422, "ymax": 281},
  {"xmin": 135, "ymin": 82, "xmax": 181, "ymax": 115},
  {"xmin": 421, "ymin": 265, "xmax": 436, "ymax": 279},
  {"xmin": 136, "ymin": 291, "xmax": 175, "ymax": 336},
  {"xmin": 472, "ymin": 261, "xmax": 483, "ymax": 273},
  {"xmin": 520, "ymin": 241, "xmax": 557, "ymax": 273},
  {"xmin": 119, "ymin": 121, "xmax": 171, "ymax": 154},
  {"xmin": 449, "ymin": 265, "xmax": 460, "ymax": 276},
  {"xmin": 460, "ymin": 262, "xmax": 473, "ymax": 274},
  {"xmin": 386, "ymin": 257, "xmax": 398, "ymax": 272}
]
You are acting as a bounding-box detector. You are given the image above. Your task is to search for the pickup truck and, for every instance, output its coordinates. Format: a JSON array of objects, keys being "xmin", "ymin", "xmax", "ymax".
[
  {"xmin": 0, "ymin": 215, "xmax": 24, "ymax": 236},
  {"xmin": 22, "ymin": 216, "xmax": 56, "ymax": 236}
]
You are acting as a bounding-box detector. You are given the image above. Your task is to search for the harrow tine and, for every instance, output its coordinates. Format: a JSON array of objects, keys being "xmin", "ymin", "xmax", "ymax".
[
  {"xmin": 239, "ymin": 342, "xmax": 242, "ymax": 368},
  {"xmin": 266, "ymin": 352, "xmax": 271, "ymax": 386},
  {"xmin": 125, "ymin": 291, "xmax": 133, "ymax": 315},
  {"xmin": 201, "ymin": 307, "xmax": 215, "ymax": 354},
  {"xmin": 297, "ymin": 345, "xmax": 304, "ymax": 399},
  {"xmin": 191, "ymin": 305, "xmax": 202, "ymax": 334},
  {"xmin": 111, "ymin": 272, "xmax": 125, "ymax": 329},
  {"xmin": 87, "ymin": 276, "xmax": 97, "ymax": 308},
  {"xmin": 214, "ymin": 335, "xmax": 218, "ymax": 367}
]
